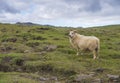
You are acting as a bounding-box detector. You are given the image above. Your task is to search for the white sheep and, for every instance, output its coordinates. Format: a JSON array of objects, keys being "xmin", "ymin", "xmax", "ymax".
[{"xmin": 69, "ymin": 30, "xmax": 100, "ymax": 59}]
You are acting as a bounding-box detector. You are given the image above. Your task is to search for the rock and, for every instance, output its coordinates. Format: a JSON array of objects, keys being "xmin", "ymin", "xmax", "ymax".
[
  {"xmin": 39, "ymin": 77, "xmax": 49, "ymax": 81},
  {"xmin": 19, "ymin": 75, "xmax": 49, "ymax": 81},
  {"xmin": 15, "ymin": 58, "xmax": 24, "ymax": 66},
  {"xmin": 73, "ymin": 73, "xmax": 103, "ymax": 83},
  {"xmin": 44, "ymin": 45, "xmax": 57, "ymax": 51},
  {"xmin": 74, "ymin": 74, "xmax": 92, "ymax": 82},
  {"xmin": 1, "ymin": 56, "xmax": 12, "ymax": 63},
  {"xmin": 89, "ymin": 72, "xmax": 96, "ymax": 76},
  {"xmin": 107, "ymin": 74, "xmax": 120, "ymax": 83},
  {"xmin": 93, "ymin": 78, "xmax": 102, "ymax": 83},
  {"xmin": 0, "ymin": 64, "xmax": 11, "ymax": 72},
  {"xmin": 94, "ymin": 68, "xmax": 106, "ymax": 73},
  {"xmin": 38, "ymin": 51, "xmax": 47, "ymax": 55},
  {"xmin": 17, "ymin": 68, "xmax": 22, "ymax": 72},
  {"xmin": 2, "ymin": 37, "xmax": 17, "ymax": 42},
  {"xmin": 50, "ymin": 76, "xmax": 58, "ymax": 81},
  {"xmin": 24, "ymin": 50, "xmax": 31, "ymax": 53}
]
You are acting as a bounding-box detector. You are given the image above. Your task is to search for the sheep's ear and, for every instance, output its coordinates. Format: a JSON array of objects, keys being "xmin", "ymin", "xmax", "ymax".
[{"xmin": 73, "ymin": 30, "xmax": 77, "ymax": 33}]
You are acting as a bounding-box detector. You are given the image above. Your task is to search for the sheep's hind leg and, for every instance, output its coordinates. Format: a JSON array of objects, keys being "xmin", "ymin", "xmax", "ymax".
[
  {"xmin": 93, "ymin": 50, "xmax": 97, "ymax": 59},
  {"xmin": 93, "ymin": 47, "xmax": 99, "ymax": 59}
]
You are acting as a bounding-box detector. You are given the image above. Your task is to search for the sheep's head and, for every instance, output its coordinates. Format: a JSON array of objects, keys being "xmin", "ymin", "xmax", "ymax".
[{"xmin": 69, "ymin": 30, "xmax": 77, "ymax": 38}]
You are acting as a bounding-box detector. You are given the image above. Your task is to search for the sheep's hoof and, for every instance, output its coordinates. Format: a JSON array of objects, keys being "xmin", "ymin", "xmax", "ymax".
[
  {"xmin": 93, "ymin": 57, "xmax": 96, "ymax": 59},
  {"xmin": 76, "ymin": 53, "xmax": 79, "ymax": 56}
]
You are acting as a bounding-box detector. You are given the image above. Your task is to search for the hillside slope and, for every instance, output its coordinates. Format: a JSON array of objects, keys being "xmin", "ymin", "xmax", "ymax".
[{"xmin": 0, "ymin": 23, "xmax": 120, "ymax": 82}]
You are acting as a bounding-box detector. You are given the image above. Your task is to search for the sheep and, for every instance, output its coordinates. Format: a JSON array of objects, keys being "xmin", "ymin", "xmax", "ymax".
[{"xmin": 69, "ymin": 30, "xmax": 100, "ymax": 59}]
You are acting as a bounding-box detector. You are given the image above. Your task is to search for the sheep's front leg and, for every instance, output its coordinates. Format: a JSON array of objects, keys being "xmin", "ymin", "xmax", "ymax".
[
  {"xmin": 76, "ymin": 48, "xmax": 79, "ymax": 56},
  {"xmin": 76, "ymin": 52, "xmax": 79, "ymax": 56}
]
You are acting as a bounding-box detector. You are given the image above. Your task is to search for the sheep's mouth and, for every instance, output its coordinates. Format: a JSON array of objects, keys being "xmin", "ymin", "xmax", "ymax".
[{"xmin": 69, "ymin": 35, "xmax": 72, "ymax": 38}]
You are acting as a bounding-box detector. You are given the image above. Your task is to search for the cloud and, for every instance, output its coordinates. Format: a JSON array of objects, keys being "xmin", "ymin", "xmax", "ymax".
[
  {"xmin": 64, "ymin": 0, "xmax": 102, "ymax": 12},
  {"xmin": 0, "ymin": 0, "xmax": 120, "ymax": 27},
  {"xmin": 0, "ymin": 0, "xmax": 19, "ymax": 13},
  {"xmin": 106, "ymin": 0, "xmax": 120, "ymax": 6}
]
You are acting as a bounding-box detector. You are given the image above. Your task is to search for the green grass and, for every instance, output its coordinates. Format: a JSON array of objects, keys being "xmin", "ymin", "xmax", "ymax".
[
  {"xmin": 0, "ymin": 72, "xmax": 41, "ymax": 83},
  {"xmin": 0, "ymin": 23, "xmax": 120, "ymax": 82}
]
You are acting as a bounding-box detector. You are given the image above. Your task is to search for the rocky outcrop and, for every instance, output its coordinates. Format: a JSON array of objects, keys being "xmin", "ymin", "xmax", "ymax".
[
  {"xmin": 107, "ymin": 74, "xmax": 120, "ymax": 83},
  {"xmin": 43, "ymin": 45, "xmax": 57, "ymax": 51}
]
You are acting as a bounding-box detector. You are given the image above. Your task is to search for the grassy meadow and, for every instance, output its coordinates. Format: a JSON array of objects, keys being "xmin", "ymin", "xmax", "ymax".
[{"xmin": 0, "ymin": 23, "xmax": 120, "ymax": 82}]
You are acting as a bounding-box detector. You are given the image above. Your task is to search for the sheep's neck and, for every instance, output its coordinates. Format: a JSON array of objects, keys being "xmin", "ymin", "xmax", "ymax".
[{"xmin": 72, "ymin": 34, "xmax": 82, "ymax": 44}]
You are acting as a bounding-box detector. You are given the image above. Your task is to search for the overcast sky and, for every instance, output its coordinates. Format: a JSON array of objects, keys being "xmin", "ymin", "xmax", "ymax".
[{"xmin": 0, "ymin": 0, "xmax": 120, "ymax": 27}]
